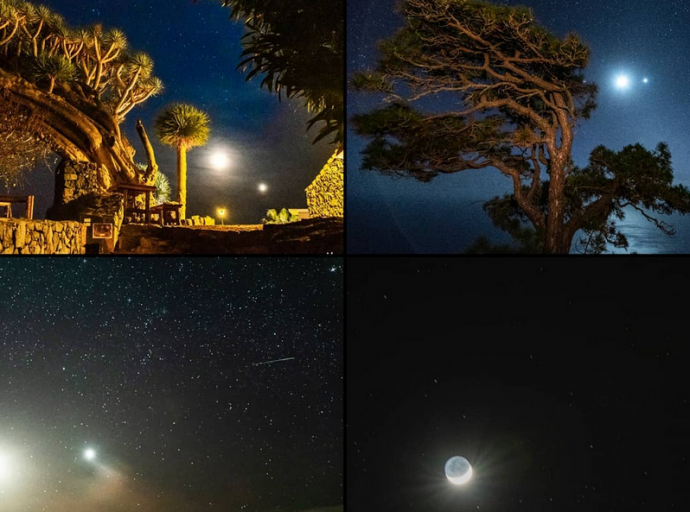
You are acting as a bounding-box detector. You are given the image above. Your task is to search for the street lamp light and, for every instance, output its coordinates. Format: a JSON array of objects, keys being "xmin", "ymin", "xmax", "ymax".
[{"xmin": 217, "ymin": 207, "xmax": 227, "ymax": 226}]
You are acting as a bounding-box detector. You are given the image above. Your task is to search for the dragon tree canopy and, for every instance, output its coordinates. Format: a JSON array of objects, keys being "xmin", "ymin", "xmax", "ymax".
[{"xmin": 0, "ymin": 0, "xmax": 162, "ymax": 209}]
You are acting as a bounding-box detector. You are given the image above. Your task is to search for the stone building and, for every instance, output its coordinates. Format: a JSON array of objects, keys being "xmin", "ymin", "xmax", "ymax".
[{"xmin": 305, "ymin": 150, "xmax": 344, "ymax": 218}]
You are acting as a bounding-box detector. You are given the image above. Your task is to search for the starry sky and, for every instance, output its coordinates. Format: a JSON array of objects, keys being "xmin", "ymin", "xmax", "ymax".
[
  {"xmin": 17, "ymin": 0, "xmax": 334, "ymax": 223},
  {"xmin": 348, "ymin": 257, "xmax": 690, "ymax": 511},
  {"xmin": 347, "ymin": 0, "xmax": 690, "ymax": 253},
  {"xmin": 0, "ymin": 257, "xmax": 343, "ymax": 512}
]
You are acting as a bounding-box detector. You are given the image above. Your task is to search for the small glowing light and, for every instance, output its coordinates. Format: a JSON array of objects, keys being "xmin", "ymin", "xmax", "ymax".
[
  {"xmin": 615, "ymin": 75, "xmax": 630, "ymax": 89},
  {"xmin": 258, "ymin": 183, "xmax": 268, "ymax": 193},
  {"xmin": 84, "ymin": 448, "xmax": 96, "ymax": 461},
  {"xmin": 643, "ymin": 77, "xmax": 649, "ymax": 83},
  {"xmin": 217, "ymin": 207, "xmax": 227, "ymax": 225},
  {"xmin": 210, "ymin": 153, "xmax": 230, "ymax": 170}
]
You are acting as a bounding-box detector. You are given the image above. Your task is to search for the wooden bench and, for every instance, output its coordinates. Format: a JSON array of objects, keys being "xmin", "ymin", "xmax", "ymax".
[{"xmin": 0, "ymin": 195, "xmax": 35, "ymax": 220}]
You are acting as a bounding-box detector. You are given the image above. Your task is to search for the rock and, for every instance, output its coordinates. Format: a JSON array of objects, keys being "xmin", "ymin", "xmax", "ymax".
[{"xmin": 14, "ymin": 222, "xmax": 26, "ymax": 248}]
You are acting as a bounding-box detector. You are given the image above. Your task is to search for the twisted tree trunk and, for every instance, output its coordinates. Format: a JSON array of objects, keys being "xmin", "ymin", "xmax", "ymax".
[{"xmin": 0, "ymin": 69, "xmax": 157, "ymax": 209}]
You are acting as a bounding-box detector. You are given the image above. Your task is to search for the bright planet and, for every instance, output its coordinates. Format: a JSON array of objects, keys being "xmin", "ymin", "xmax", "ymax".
[{"xmin": 445, "ymin": 456, "xmax": 472, "ymax": 485}]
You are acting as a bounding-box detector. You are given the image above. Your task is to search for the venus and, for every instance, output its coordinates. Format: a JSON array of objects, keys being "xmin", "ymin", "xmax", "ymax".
[{"xmin": 445, "ymin": 456, "xmax": 472, "ymax": 485}]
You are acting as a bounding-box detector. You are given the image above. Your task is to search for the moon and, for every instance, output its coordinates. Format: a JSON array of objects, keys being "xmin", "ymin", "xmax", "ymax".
[
  {"xmin": 0, "ymin": 454, "xmax": 11, "ymax": 480},
  {"xmin": 210, "ymin": 152, "xmax": 230, "ymax": 170},
  {"xmin": 615, "ymin": 75, "xmax": 630, "ymax": 89},
  {"xmin": 258, "ymin": 183, "xmax": 268, "ymax": 193},
  {"xmin": 84, "ymin": 448, "xmax": 96, "ymax": 461},
  {"xmin": 445, "ymin": 456, "xmax": 472, "ymax": 485}
]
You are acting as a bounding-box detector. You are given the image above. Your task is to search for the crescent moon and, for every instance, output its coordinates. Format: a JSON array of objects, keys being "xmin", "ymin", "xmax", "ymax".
[{"xmin": 447, "ymin": 464, "xmax": 472, "ymax": 485}]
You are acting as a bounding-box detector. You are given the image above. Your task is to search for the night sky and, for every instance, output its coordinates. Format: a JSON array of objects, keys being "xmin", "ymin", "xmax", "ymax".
[
  {"xmin": 0, "ymin": 258, "xmax": 343, "ymax": 512},
  {"xmin": 348, "ymin": 0, "xmax": 690, "ymax": 253},
  {"xmin": 348, "ymin": 258, "xmax": 690, "ymax": 511},
  {"xmin": 17, "ymin": 0, "xmax": 334, "ymax": 223}
]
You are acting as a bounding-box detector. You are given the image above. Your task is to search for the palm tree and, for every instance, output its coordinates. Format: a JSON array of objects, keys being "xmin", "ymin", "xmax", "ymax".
[{"xmin": 154, "ymin": 104, "xmax": 210, "ymax": 220}]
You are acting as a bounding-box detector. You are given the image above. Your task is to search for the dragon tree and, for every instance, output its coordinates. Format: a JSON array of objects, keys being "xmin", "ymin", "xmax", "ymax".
[
  {"xmin": 353, "ymin": 0, "xmax": 690, "ymax": 253},
  {"xmin": 0, "ymin": 0, "xmax": 162, "ymax": 218}
]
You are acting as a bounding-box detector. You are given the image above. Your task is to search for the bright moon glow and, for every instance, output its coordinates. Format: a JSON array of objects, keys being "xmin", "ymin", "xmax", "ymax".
[
  {"xmin": 0, "ymin": 455, "xmax": 11, "ymax": 480},
  {"xmin": 210, "ymin": 152, "xmax": 230, "ymax": 170},
  {"xmin": 445, "ymin": 456, "xmax": 472, "ymax": 485},
  {"xmin": 84, "ymin": 448, "xmax": 96, "ymax": 461},
  {"xmin": 615, "ymin": 75, "xmax": 630, "ymax": 89},
  {"xmin": 643, "ymin": 77, "xmax": 649, "ymax": 83},
  {"xmin": 258, "ymin": 183, "xmax": 268, "ymax": 193}
]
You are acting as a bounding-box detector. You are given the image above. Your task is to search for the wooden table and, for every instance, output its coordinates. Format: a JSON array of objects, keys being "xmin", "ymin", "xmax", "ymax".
[
  {"xmin": 0, "ymin": 195, "xmax": 34, "ymax": 220},
  {"xmin": 112, "ymin": 184, "xmax": 155, "ymax": 224},
  {"xmin": 150, "ymin": 203, "xmax": 182, "ymax": 226}
]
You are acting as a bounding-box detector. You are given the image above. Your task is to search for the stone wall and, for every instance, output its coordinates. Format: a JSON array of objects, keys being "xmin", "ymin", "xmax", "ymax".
[
  {"xmin": 181, "ymin": 215, "xmax": 216, "ymax": 226},
  {"xmin": 53, "ymin": 160, "xmax": 105, "ymax": 207},
  {"xmin": 0, "ymin": 218, "xmax": 87, "ymax": 254},
  {"xmin": 306, "ymin": 150, "xmax": 344, "ymax": 218}
]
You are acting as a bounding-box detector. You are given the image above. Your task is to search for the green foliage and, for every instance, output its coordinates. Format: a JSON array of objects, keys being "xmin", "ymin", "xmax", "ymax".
[
  {"xmin": 0, "ymin": 0, "xmax": 163, "ymax": 119},
  {"xmin": 483, "ymin": 143, "xmax": 690, "ymax": 253},
  {"xmin": 154, "ymin": 104, "xmax": 211, "ymax": 150},
  {"xmin": 352, "ymin": 103, "xmax": 509, "ymax": 181},
  {"xmin": 153, "ymin": 171, "xmax": 172, "ymax": 205},
  {"xmin": 196, "ymin": 0, "xmax": 343, "ymax": 146},
  {"xmin": 137, "ymin": 163, "xmax": 172, "ymax": 205},
  {"xmin": 263, "ymin": 208, "xmax": 299, "ymax": 224},
  {"xmin": 31, "ymin": 53, "xmax": 76, "ymax": 92}
]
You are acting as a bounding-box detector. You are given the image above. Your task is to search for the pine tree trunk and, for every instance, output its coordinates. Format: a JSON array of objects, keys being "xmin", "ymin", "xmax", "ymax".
[
  {"xmin": 544, "ymin": 156, "xmax": 568, "ymax": 254},
  {"xmin": 177, "ymin": 145, "xmax": 187, "ymax": 219}
]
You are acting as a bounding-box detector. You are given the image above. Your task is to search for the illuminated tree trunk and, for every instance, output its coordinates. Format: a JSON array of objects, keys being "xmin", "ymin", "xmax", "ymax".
[
  {"xmin": 177, "ymin": 145, "xmax": 187, "ymax": 219},
  {"xmin": 545, "ymin": 159, "xmax": 568, "ymax": 254}
]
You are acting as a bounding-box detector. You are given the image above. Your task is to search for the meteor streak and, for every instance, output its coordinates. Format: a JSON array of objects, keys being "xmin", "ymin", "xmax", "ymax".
[{"xmin": 252, "ymin": 357, "xmax": 296, "ymax": 366}]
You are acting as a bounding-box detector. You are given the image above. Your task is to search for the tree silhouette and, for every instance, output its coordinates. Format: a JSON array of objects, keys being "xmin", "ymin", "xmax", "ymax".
[
  {"xmin": 352, "ymin": 0, "xmax": 690, "ymax": 253},
  {"xmin": 201, "ymin": 0, "xmax": 343, "ymax": 147}
]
